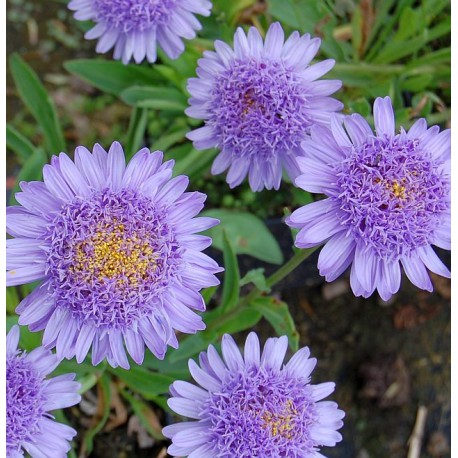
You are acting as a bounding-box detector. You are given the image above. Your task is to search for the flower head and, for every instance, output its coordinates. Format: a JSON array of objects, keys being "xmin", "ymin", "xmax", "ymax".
[
  {"xmin": 186, "ymin": 22, "xmax": 343, "ymax": 191},
  {"xmin": 163, "ymin": 332, "xmax": 344, "ymax": 457},
  {"xmin": 7, "ymin": 142, "xmax": 221, "ymax": 368},
  {"xmin": 286, "ymin": 96, "xmax": 451, "ymax": 300},
  {"xmin": 6, "ymin": 325, "xmax": 81, "ymax": 457},
  {"xmin": 68, "ymin": 0, "xmax": 212, "ymax": 64}
]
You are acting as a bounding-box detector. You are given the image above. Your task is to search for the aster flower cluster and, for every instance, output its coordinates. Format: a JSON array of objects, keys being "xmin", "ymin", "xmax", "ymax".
[
  {"xmin": 164, "ymin": 333, "xmax": 344, "ymax": 457},
  {"xmin": 6, "ymin": 326, "xmax": 81, "ymax": 457}
]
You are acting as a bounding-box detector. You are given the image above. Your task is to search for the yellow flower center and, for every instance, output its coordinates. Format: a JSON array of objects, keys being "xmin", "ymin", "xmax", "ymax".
[
  {"xmin": 72, "ymin": 222, "xmax": 157, "ymax": 286},
  {"xmin": 261, "ymin": 399, "xmax": 297, "ymax": 439},
  {"xmin": 389, "ymin": 180, "xmax": 406, "ymax": 199}
]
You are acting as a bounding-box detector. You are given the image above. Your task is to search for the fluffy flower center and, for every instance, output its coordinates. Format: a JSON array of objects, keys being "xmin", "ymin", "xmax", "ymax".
[
  {"xmin": 203, "ymin": 367, "xmax": 318, "ymax": 457},
  {"xmin": 94, "ymin": 0, "xmax": 176, "ymax": 32},
  {"xmin": 7, "ymin": 356, "xmax": 45, "ymax": 449},
  {"xmin": 71, "ymin": 221, "xmax": 157, "ymax": 289},
  {"xmin": 209, "ymin": 58, "xmax": 311, "ymax": 159},
  {"xmin": 46, "ymin": 188, "xmax": 181, "ymax": 329},
  {"xmin": 335, "ymin": 135, "xmax": 449, "ymax": 259},
  {"xmin": 261, "ymin": 399, "xmax": 298, "ymax": 439}
]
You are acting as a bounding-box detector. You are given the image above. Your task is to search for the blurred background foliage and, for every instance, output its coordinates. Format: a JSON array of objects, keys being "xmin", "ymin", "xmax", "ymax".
[{"xmin": 6, "ymin": 0, "xmax": 450, "ymax": 456}]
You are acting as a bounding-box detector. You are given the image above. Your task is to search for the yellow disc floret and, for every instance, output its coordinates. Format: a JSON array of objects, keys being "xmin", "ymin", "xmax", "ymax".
[
  {"xmin": 261, "ymin": 399, "xmax": 298, "ymax": 439},
  {"xmin": 72, "ymin": 222, "xmax": 157, "ymax": 287}
]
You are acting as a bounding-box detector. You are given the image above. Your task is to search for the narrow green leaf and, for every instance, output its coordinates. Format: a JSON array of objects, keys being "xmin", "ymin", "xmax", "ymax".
[
  {"xmin": 6, "ymin": 124, "xmax": 37, "ymax": 162},
  {"xmin": 82, "ymin": 374, "xmax": 111, "ymax": 456},
  {"xmin": 120, "ymin": 86, "xmax": 187, "ymax": 112},
  {"xmin": 151, "ymin": 127, "xmax": 189, "ymax": 152},
  {"xmin": 64, "ymin": 59, "xmax": 163, "ymax": 95},
  {"xmin": 110, "ymin": 366, "xmax": 175, "ymax": 399},
  {"xmin": 125, "ymin": 107, "xmax": 148, "ymax": 160},
  {"xmin": 220, "ymin": 231, "xmax": 240, "ymax": 312},
  {"xmin": 202, "ymin": 209, "xmax": 284, "ymax": 265},
  {"xmin": 7, "ymin": 315, "xmax": 43, "ymax": 351},
  {"xmin": 251, "ymin": 297, "xmax": 300, "ymax": 351},
  {"xmin": 9, "ymin": 147, "xmax": 47, "ymax": 205},
  {"xmin": 119, "ymin": 389, "xmax": 165, "ymax": 440},
  {"xmin": 169, "ymin": 145, "xmax": 218, "ymax": 180},
  {"xmin": 6, "ymin": 287, "xmax": 20, "ymax": 315},
  {"xmin": 169, "ymin": 307, "xmax": 262, "ymax": 362},
  {"xmin": 9, "ymin": 53, "xmax": 66, "ymax": 155},
  {"xmin": 240, "ymin": 268, "xmax": 270, "ymax": 293},
  {"xmin": 202, "ymin": 286, "xmax": 218, "ymax": 304}
]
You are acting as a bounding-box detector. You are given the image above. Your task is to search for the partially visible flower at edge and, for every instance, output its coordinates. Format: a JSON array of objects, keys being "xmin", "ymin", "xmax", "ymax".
[
  {"xmin": 6, "ymin": 142, "xmax": 222, "ymax": 369},
  {"xmin": 68, "ymin": 0, "xmax": 212, "ymax": 64},
  {"xmin": 186, "ymin": 22, "xmax": 343, "ymax": 192},
  {"xmin": 163, "ymin": 332, "xmax": 344, "ymax": 457},
  {"xmin": 6, "ymin": 325, "xmax": 81, "ymax": 458},
  {"xmin": 286, "ymin": 96, "xmax": 451, "ymax": 300}
]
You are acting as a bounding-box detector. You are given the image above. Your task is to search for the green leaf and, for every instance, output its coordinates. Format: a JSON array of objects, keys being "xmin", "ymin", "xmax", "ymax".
[
  {"xmin": 169, "ymin": 306, "xmax": 262, "ymax": 362},
  {"xmin": 109, "ymin": 366, "xmax": 175, "ymax": 399},
  {"xmin": 267, "ymin": 0, "xmax": 329, "ymax": 31},
  {"xmin": 6, "ymin": 287, "xmax": 20, "ymax": 315},
  {"xmin": 6, "ymin": 124, "xmax": 37, "ymax": 162},
  {"xmin": 64, "ymin": 59, "xmax": 163, "ymax": 95},
  {"xmin": 216, "ymin": 0, "xmax": 257, "ymax": 23},
  {"xmin": 125, "ymin": 107, "xmax": 148, "ymax": 160},
  {"xmin": 82, "ymin": 374, "xmax": 111, "ymax": 456},
  {"xmin": 240, "ymin": 268, "xmax": 270, "ymax": 293},
  {"xmin": 202, "ymin": 286, "xmax": 218, "ymax": 304},
  {"xmin": 151, "ymin": 127, "xmax": 189, "ymax": 152},
  {"xmin": 220, "ymin": 231, "xmax": 240, "ymax": 312},
  {"xmin": 121, "ymin": 86, "xmax": 187, "ymax": 112},
  {"xmin": 202, "ymin": 209, "xmax": 284, "ymax": 265},
  {"xmin": 119, "ymin": 389, "xmax": 165, "ymax": 440},
  {"xmin": 251, "ymin": 297, "xmax": 300, "ymax": 351},
  {"xmin": 9, "ymin": 53, "xmax": 66, "ymax": 156},
  {"xmin": 168, "ymin": 145, "xmax": 218, "ymax": 180},
  {"xmin": 9, "ymin": 147, "xmax": 48, "ymax": 205},
  {"xmin": 7, "ymin": 315, "xmax": 43, "ymax": 351}
]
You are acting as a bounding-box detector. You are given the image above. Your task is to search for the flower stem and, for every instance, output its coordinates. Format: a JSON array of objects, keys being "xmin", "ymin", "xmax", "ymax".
[{"xmin": 240, "ymin": 246, "xmax": 319, "ymax": 306}]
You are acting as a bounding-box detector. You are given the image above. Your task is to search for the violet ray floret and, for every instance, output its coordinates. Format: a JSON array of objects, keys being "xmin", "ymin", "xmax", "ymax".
[
  {"xmin": 164, "ymin": 332, "xmax": 344, "ymax": 457},
  {"xmin": 6, "ymin": 325, "xmax": 81, "ymax": 458},
  {"xmin": 6, "ymin": 142, "xmax": 222, "ymax": 369},
  {"xmin": 286, "ymin": 96, "xmax": 451, "ymax": 301},
  {"xmin": 186, "ymin": 22, "xmax": 343, "ymax": 191}
]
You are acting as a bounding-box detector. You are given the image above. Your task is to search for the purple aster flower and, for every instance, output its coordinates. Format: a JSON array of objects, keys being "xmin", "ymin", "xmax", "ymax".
[
  {"xmin": 68, "ymin": 0, "xmax": 212, "ymax": 64},
  {"xmin": 186, "ymin": 22, "xmax": 343, "ymax": 191},
  {"xmin": 6, "ymin": 142, "xmax": 221, "ymax": 369},
  {"xmin": 6, "ymin": 325, "xmax": 81, "ymax": 458},
  {"xmin": 286, "ymin": 96, "xmax": 451, "ymax": 301},
  {"xmin": 163, "ymin": 332, "xmax": 344, "ymax": 457}
]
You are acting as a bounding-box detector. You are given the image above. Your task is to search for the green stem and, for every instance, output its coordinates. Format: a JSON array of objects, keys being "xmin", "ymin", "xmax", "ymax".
[{"xmin": 238, "ymin": 246, "xmax": 320, "ymax": 308}]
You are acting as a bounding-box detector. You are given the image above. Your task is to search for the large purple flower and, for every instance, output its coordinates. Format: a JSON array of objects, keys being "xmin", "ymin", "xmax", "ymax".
[
  {"xmin": 6, "ymin": 142, "xmax": 221, "ymax": 368},
  {"xmin": 68, "ymin": 0, "xmax": 212, "ymax": 64},
  {"xmin": 286, "ymin": 97, "xmax": 451, "ymax": 300},
  {"xmin": 186, "ymin": 22, "xmax": 343, "ymax": 191},
  {"xmin": 163, "ymin": 333, "xmax": 344, "ymax": 457},
  {"xmin": 7, "ymin": 325, "xmax": 81, "ymax": 458}
]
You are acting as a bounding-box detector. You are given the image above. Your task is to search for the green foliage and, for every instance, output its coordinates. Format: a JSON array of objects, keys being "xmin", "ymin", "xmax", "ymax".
[
  {"xmin": 202, "ymin": 209, "xmax": 284, "ymax": 264},
  {"xmin": 64, "ymin": 59, "xmax": 163, "ymax": 95},
  {"xmin": 220, "ymin": 231, "xmax": 241, "ymax": 312},
  {"xmin": 9, "ymin": 53, "xmax": 66, "ymax": 156},
  {"xmin": 251, "ymin": 297, "xmax": 300, "ymax": 351}
]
